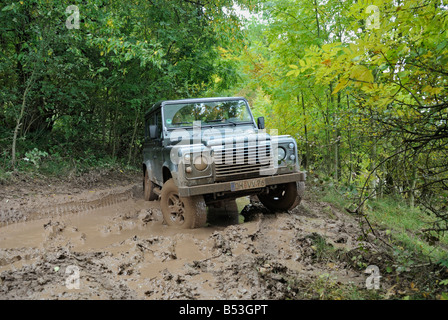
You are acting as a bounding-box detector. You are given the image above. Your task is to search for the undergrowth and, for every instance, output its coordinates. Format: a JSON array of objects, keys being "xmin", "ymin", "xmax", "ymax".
[{"xmin": 307, "ymin": 178, "xmax": 448, "ymax": 300}]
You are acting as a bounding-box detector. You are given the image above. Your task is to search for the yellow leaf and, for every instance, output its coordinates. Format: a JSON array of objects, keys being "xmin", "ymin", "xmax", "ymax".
[
  {"xmin": 321, "ymin": 59, "xmax": 331, "ymax": 67},
  {"xmin": 349, "ymin": 43, "xmax": 358, "ymax": 53},
  {"xmin": 433, "ymin": 87, "xmax": 443, "ymax": 95},
  {"xmin": 322, "ymin": 43, "xmax": 332, "ymax": 51},
  {"xmin": 286, "ymin": 70, "xmax": 300, "ymax": 77},
  {"xmin": 422, "ymin": 85, "xmax": 432, "ymax": 93},
  {"xmin": 350, "ymin": 65, "xmax": 374, "ymax": 86},
  {"xmin": 332, "ymin": 78, "xmax": 349, "ymax": 94},
  {"xmin": 423, "ymin": 85, "xmax": 443, "ymax": 95},
  {"xmin": 289, "ymin": 64, "xmax": 298, "ymax": 69},
  {"xmin": 299, "ymin": 59, "xmax": 306, "ymax": 67}
]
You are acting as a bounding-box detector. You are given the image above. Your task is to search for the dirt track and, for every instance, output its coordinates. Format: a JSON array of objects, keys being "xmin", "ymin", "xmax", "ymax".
[{"xmin": 0, "ymin": 170, "xmax": 387, "ymax": 299}]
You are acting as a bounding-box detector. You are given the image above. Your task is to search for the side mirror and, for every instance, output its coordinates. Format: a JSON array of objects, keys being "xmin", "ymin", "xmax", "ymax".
[
  {"xmin": 257, "ymin": 117, "xmax": 265, "ymax": 130},
  {"xmin": 149, "ymin": 125, "xmax": 158, "ymax": 139}
]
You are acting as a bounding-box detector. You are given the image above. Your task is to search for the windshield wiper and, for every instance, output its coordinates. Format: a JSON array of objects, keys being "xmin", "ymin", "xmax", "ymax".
[
  {"xmin": 172, "ymin": 121, "xmax": 193, "ymax": 125},
  {"xmin": 226, "ymin": 120, "xmax": 254, "ymax": 126},
  {"xmin": 206, "ymin": 119, "xmax": 224, "ymax": 123}
]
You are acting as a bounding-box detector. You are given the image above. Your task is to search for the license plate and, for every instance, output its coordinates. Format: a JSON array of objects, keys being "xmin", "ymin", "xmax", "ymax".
[{"xmin": 230, "ymin": 178, "xmax": 266, "ymax": 191}]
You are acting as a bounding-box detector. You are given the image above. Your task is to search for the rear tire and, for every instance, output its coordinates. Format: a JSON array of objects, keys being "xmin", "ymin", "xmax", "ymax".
[
  {"xmin": 257, "ymin": 182, "xmax": 298, "ymax": 212},
  {"xmin": 208, "ymin": 199, "xmax": 239, "ymax": 225},
  {"xmin": 160, "ymin": 178, "xmax": 207, "ymax": 229},
  {"xmin": 144, "ymin": 170, "xmax": 158, "ymax": 201}
]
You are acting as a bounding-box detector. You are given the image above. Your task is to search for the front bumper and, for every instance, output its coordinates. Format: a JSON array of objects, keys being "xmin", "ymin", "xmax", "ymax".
[{"xmin": 178, "ymin": 172, "xmax": 306, "ymax": 197}]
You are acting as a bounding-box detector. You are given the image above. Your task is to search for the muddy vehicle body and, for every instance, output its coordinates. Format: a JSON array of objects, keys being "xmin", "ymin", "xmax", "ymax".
[{"xmin": 143, "ymin": 97, "xmax": 306, "ymax": 228}]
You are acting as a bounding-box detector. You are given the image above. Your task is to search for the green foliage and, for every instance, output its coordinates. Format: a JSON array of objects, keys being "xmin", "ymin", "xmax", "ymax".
[
  {"xmin": 218, "ymin": 0, "xmax": 448, "ymax": 242},
  {"xmin": 0, "ymin": 0, "xmax": 255, "ymax": 172},
  {"xmin": 24, "ymin": 148, "xmax": 48, "ymax": 168}
]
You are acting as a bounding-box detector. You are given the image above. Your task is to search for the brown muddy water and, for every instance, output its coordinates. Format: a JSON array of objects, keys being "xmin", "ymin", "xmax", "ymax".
[{"xmin": 0, "ymin": 175, "xmax": 381, "ymax": 300}]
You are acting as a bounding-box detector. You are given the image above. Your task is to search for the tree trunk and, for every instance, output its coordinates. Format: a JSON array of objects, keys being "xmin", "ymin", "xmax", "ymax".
[
  {"xmin": 102, "ymin": 87, "xmax": 109, "ymax": 147},
  {"xmin": 370, "ymin": 138, "xmax": 377, "ymax": 199},
  {"xmin": 409, "ymin": 154, "xmax": 418, "ymax": 207},
  {"xmin": 11, "ymin": 69, "xmax": 36, "ymax": 170},
  {"xmin": 299, "ymin": 93, "xmax": 309, "ymax": 170},
  {"xmin": 334, "ymin": 91, "xmax": 341, "ymax": 182},
  {"xmin": 347, "ymin": 94, "xmax": 353, "ymax": 185},
  {"xmin": 314, "ymin": 0, "xmax": 320, "ymax": 38},
  {"xmin": 127, "ymin": 109, "xmax": 140, "ymax": 166}
]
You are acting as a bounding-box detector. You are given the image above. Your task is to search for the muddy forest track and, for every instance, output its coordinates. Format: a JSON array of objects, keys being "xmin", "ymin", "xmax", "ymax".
[{"xmin": 0, "ymin": 174, "xmax": 392, "ymax": 300}]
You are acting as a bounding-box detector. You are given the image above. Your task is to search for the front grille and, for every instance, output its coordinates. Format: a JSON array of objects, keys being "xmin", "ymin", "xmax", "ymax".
[{"xmin": 212, "ymin": 142, "xmax": 273, "ymax": 181}]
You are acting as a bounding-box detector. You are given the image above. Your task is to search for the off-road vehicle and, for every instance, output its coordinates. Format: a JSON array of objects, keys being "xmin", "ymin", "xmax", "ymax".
[{"xmin": 143, "ymin": 97, "xmax": 306, "ymax": 228}]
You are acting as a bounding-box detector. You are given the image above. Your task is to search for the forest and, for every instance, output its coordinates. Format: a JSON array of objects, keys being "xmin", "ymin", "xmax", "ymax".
[{"xmin": 1, "ymin": 0, "xmax": 448, "ymax": 299}]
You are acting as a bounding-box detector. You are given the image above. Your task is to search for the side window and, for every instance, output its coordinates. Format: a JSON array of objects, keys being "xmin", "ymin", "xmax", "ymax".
[
  {"xmin": 145, "ymin": 110, "xmax": 162, "ymax": 140},
  {"xmin": 146, "ymin": 113, "xmax": 155, "ymax": 139},
  {"xmin": 156, "ymin": 111, "xmax": 163, "ymax": 139}
]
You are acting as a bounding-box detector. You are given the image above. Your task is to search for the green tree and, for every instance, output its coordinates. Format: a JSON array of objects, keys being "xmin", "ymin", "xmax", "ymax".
[{"xmin": 0, "ymin": 0, "xmax": 254, "ymax": 171}]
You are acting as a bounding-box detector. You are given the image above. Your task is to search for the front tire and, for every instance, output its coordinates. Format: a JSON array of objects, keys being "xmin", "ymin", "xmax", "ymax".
[
  {"xmin": 257, "ymin": 182, "xmax": 299, "ymax": 212},
  {"xmin": 160, "ymin": 179, "xmax": 207, "ymax": 229},
  {"xmin": 295, "ymin": 181, "xmax": 305, "ymax": 206}
]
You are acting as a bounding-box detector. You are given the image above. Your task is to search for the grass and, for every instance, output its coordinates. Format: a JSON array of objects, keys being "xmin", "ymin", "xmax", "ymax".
[
  {"xmin": 306, "ymin": 183, "xmax": 448, "ymax": 299},
  {"xmin": 319, "ymin": 186, "xmax": 448, "ymax": 300},
  {"xmin": 367, "ymin": 197, "xmax": 448, "ymax": 261},
  {"xmin": 322, "ymin": 188, "xmax": 448, "ymax": 263}
]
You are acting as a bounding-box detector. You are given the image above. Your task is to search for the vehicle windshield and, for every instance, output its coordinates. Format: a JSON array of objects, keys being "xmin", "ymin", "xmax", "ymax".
[{"xmin": 163, "ymin": 99, "xmax": 253, "ymax": 128}]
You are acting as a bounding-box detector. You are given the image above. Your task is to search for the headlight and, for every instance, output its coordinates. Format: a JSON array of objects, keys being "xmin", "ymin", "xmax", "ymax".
[
  {"xmin": 193, "ymin": 155, "xmax": 209, "ymax": 171},
  {"xmin": 184, "ymin": 154, "xmax": 191, "ymax": 162},
  {"xmin": 288, "ymin": 143, "xmax": 295, "ymax": 149},
  {"xmin": 277, "ymin": 147, "xmax": 286, "ymax": 160}
]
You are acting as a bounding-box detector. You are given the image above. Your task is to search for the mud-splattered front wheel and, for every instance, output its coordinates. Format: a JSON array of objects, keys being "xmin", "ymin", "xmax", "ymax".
[{"xmin": 160, "ymin": 179, "xmax": 207, "ymax": 228}]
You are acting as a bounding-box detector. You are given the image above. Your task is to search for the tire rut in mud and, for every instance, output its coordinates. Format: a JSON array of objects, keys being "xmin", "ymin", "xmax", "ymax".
[{"xmin": 0, "ymin": 184, "xmax": 141, "ymax": 226}]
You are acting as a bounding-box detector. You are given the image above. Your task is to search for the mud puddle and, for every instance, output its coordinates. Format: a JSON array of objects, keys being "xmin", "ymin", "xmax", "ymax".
[{"xmin": 0, "ymin": 176, "xmax": 387, "ymax": 300}]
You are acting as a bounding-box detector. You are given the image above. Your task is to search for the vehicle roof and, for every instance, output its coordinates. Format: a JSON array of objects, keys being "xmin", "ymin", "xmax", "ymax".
[{"xmin": 145, "ymin": 97, "xmax": 247, "ymax": 117}]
